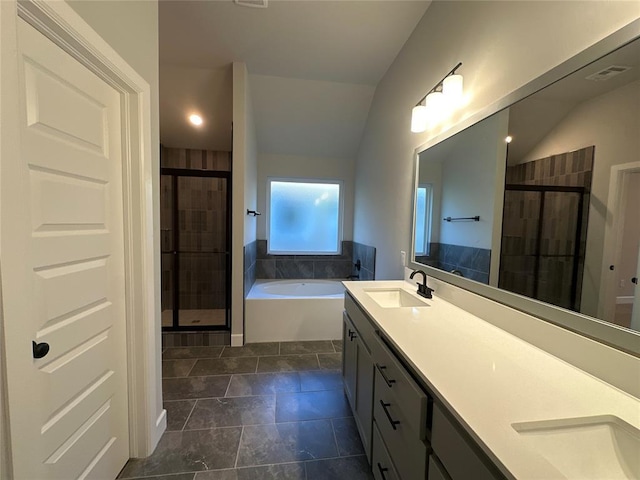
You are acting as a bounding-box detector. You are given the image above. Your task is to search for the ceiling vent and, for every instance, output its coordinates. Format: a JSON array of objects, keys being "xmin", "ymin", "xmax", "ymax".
[
  {"xmin": 234, "ymin": 0, "xmax": 268, "ymax": 8},
  {"xmin": 585, "ymin": 65, "xmax": 632, "ymax": 82}
]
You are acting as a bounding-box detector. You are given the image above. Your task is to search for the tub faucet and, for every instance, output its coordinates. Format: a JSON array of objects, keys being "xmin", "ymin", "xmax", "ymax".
[
  {"xmin": 346, "ymin": 274, "xmax": 360, "ymax": 280},
  {"xmin": 409, "ymin": 269, "xmax": 434, "ymax": 299}
]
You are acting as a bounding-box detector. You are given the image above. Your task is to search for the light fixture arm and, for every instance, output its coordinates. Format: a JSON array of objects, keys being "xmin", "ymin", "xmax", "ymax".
[{"xmin": 416, "ymin": 62, "xmax": 462, "ymax": 106}]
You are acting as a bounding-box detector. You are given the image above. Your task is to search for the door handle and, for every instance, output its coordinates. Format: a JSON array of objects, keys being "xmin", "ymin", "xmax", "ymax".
[
  {"xmin": 32, "ymin": 341, "xmax": 50, "ymax": 359},
  {"xmin": 632, "ymin": 277, "xmax": 638, "ymax": 285}
]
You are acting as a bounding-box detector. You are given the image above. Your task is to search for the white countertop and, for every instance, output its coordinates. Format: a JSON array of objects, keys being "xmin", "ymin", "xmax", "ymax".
[{"xmin": 343, "ymin": 280, "xmax": 640, "ymax": 480}]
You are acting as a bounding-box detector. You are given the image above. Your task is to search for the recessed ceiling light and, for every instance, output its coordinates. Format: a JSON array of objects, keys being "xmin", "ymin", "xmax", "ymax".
[{"xmin": 189, "ymin": 114, "xmax": 203, "ymax": 126}]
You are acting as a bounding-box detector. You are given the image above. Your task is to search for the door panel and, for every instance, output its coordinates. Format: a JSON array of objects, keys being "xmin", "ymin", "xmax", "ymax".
[{"xmin": 2, "ymin": 19, "xmax": 129, "ymax": 479}]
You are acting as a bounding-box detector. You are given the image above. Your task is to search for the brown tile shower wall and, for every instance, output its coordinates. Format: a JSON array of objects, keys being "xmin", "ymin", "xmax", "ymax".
[
  {"xmin": 161, "ymin": 146, "xmax": 231, "ymax": 311},
  {"xmin": 504, "ymin": 147, "xmax": 593, "ymax": 187},
  {"xmin": 161, "ymin": 146, "xmax": 231, "ymax": 171},
  {"xmin": 501, "ymin": 146, "xmax": 594, "ymax": 310},
  {"xmin": 254, "ymin": 240, "xmax": 376, "ymax": 280}
]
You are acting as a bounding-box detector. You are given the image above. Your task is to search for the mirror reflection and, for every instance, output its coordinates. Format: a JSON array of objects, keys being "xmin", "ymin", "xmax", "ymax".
[{"xmin": 413, "ymin": 36, "xmax": 640, "ymax": 333}]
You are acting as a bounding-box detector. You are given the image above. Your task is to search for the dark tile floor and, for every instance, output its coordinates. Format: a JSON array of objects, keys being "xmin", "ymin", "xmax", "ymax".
[{"xmin": 119, "ymin": 340, "xmax": 373, "ymax": 480}]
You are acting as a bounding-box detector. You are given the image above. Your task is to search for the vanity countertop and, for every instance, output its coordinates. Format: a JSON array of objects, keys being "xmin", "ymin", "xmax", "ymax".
[{"xmin": 343, "ymin": 280, "xmax": 640, "ymax": 480}]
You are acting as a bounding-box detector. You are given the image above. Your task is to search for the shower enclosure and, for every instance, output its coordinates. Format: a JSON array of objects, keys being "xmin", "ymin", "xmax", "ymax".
[
  {"xmin": 161, "ymin": 167, "xmax": 231, "ymax": 331},
  {"xmin": 499, "ymin": 185, "xmax": 588, "ymax": 311}
]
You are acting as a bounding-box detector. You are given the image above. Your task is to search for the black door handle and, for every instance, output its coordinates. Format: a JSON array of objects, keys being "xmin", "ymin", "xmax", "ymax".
[
  {"xmin": 32, "ymin": 341, "xmax": 49, "ymax": 359},
  {"xmin": 632, "ymin": 277, "xmax": 638, "ymax": 285}
]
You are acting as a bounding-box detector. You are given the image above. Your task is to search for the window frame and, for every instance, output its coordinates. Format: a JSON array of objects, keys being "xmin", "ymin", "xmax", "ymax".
[{"xmin": 266, "ymin": 177, "xmax": 344, "ymax": 255}]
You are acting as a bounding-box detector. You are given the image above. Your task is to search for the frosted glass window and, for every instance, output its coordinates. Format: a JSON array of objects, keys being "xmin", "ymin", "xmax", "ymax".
[
  {"xmin": 268, "ymin": 180, "xmax": 342, "ymax": 254},
  {"xmin": 415, "ymin": 185, "xmax": 433, "ymax": 256}
]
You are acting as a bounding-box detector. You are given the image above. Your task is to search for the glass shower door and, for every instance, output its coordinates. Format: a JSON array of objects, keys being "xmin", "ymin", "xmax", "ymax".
[
  {"xmin": 161, "ymin": 171, "xmax": 231, "ymax": 330},
  {"xmin": 177, "ymin": 175, "xmax": 229, "ymax": 328},
  {"xmin": 499, "ymin": 185, "xmax": 586, "ymax": 311},
  {"xmin": 160, "ymin": 174, "xmax": 175, "ymax": 328}
]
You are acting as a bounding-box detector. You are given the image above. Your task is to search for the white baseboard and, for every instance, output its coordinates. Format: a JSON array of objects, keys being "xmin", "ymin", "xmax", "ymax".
[
  {"xmin": 231, "ymin": 333, "xmax": 244, "ymax": 347},
  {"xmin": 152, "ymin": 409, "xmax": 166, "ymax": 452},
  {"xmin": 616, "ymin": 296, "xmax": 634, "ymax": 305}
]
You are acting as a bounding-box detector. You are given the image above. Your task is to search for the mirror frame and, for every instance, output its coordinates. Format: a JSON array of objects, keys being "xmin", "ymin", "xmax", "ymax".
[{"xmin": 409, "ymin": 18, "xmax": 640, "ymax": 357}]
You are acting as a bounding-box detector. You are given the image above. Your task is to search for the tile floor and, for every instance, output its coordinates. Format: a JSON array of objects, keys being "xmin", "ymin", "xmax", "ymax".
[{"xmin": 118, "ymin": 340, "xmax": 374, "ymax": 480}]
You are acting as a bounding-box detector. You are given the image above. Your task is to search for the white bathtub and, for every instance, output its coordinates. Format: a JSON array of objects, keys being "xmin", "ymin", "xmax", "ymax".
[{"xmin": 245, "ymin": 279, "xmax": 345, "ymax": 342}]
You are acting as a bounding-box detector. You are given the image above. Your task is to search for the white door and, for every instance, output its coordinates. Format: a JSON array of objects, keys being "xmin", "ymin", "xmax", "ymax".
[
  {"xmin": 1, "ymin": 18, "xmax": 129, "ymax": 479},
  {"xmin": 610, "ymin": 171, "xmax": 640, "ymax": 329}
]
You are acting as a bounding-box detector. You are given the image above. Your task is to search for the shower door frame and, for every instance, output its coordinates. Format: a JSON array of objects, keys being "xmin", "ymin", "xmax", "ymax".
[
  {"xmin": 161, "ymin": 167, "xmax": 232, "ymax": 331},
  {"xmin": 500, "ymin": 184, "xmax": 586, "ymax": 311}
]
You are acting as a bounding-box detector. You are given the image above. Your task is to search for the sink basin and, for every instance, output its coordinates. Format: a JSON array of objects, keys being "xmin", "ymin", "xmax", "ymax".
[
  {"xmin": 364, "ymin": 288, "xmax": 429, "ymax": 308},
  {"xmin": 512, "ymin": 415, "xmax": 640, "ymax": 479}
]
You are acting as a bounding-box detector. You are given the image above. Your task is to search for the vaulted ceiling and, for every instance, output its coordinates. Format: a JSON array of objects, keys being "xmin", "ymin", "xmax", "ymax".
[{"xmin": 159, "ymin": 0, "xmax": 431, "ymax": 156}]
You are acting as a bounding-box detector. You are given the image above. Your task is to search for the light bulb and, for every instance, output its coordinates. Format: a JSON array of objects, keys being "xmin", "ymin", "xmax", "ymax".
[
  {"xmin": 411, "ymin": 105, "xmax": 428, "ymax": 133},
  {"xmin": 189, "ymin": 114, "xmax": 203, "ymax": 126},
  {"xmin": 426, "ymin": 91, "xmax": 445, "ymax": 124},
  {"xmin": 505, "ymin": 136, "xmax": 513, "ymax": 143},
  {"xmin": 443, "ymin": 74, "xmax": 463, "ymax": 106}
]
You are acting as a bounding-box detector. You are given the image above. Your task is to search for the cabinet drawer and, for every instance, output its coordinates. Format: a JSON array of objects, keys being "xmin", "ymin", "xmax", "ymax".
[
  {"xmin": 432, "ymin": 404, "xmax": 502, "ymax": 480},
  {"xmin": 428, "ymin": 456, "xmax": 452, "ymax": 480},
  {"xmin": 345, "ymin": 294, "xmax": 376, "ymax": 349},
  {"xmin": 372, "ymin": 421, "xmax": 400, "ymax": 480},
  {"xmin": 371, "ymin": 333, "xmax": 429, "ymax": 440},
  {"xmin": 374, "ymin": 369, "xmax": 428, "ymax": 480}
]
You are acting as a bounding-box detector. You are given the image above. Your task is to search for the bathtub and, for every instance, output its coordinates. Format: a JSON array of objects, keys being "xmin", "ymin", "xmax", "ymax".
[{"xmin": 245, "ymin": 279, "xmax": 345, "ymax": 342}]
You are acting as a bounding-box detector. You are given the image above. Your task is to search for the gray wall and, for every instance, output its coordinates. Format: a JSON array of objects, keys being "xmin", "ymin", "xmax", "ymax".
[{"xmin": 353, "ymin": 1, "xmax": 639, "ymax": 280}]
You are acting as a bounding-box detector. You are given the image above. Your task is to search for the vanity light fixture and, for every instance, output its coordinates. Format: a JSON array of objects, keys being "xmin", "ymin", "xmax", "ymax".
[
  {"xmin": 188, "ymin": 114, "xmax": 203, "ymax": 126},
  {"xmin": 411, "ymin": 62, "xmax": 463, "ymax": 133}
]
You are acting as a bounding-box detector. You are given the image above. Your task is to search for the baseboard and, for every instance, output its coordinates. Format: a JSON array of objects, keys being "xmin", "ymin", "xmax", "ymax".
[
  {"xmin": 231, "ymin": 333, "xmax": 244, "ymax": 346},
  {"xmin": 152, "ymin": 409, "xmax": 166, "ymax": 453}
]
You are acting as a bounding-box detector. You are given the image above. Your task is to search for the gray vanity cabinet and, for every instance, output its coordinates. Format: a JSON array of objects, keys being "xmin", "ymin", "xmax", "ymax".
[
  {"xmin": 343, "ymin": 294, "xmax": 375, "ymax": 461},
  {"xmin": 370, "ymin": 333, "xmax": 429, "ymax": 480},
  {"xmin": 431, "ymin": 404, "xmax": 501, "ymax": 480},
  {"xmin": 343, "ymin": 291, "xmax": 506, "ymax": 480}
]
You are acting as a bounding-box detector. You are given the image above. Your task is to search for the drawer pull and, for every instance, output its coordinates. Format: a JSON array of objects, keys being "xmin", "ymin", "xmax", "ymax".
[
  {"xmin": 376, "ymin": 363, "xmax": 396, "ymax": 387},
  {"xmin": 380, "ymin": 400, "xmax": 400, "ymax": 430},
  {"xmin": 377, "ymin": 463, "xmax": 389, "ymax": 480}
]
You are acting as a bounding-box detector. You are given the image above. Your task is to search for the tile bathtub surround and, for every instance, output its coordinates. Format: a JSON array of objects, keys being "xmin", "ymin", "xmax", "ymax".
[
  {"xmin": 438, "ymin": 243, "xmax": 491, "ymax": 284},
  {"xmin": 255, "ymin": 240, "xmax": 355, "ymax": 280},
  {"xmin": 120, "ymin": 341, "xmax": 372, "ymax": 480},
  {"xmin": 416, "ymin": 243, "xmax": 490, "ymax": 284},
  {"xmin": 352, "ymin": 242, "xmax": 376, "ymax": 280},
  {"xmin": 243, "ymin": 240, "xmax": 257, "ymax": 298}
]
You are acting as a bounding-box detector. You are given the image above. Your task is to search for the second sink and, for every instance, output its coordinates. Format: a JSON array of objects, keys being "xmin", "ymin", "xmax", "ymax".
[
  {"xmin": 512, "ymin": 415, "xmax": 640, "ymax": 479},
  {"xmin": 364, "ymin": 288, "xmax": 429, "ymax": 308}
]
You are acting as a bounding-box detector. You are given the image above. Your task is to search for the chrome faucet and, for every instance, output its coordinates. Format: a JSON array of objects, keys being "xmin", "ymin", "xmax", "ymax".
[{"xmin": 409, "ymin": 269, "xmax": 434, "ymax": 299}]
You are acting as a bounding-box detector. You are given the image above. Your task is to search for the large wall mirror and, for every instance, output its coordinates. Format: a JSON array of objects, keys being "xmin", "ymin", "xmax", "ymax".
[{"xmin": 410, "ymin": 20, "xmax": 640, "ymax": 355}]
